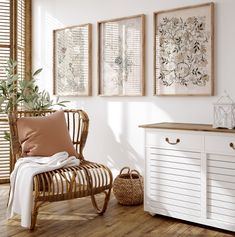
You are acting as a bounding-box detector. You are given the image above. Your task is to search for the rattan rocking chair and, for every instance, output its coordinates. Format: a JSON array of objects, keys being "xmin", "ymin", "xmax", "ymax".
[{"xmin": 8, "ymin": 109, "xmax": 113, "ymax": 230}]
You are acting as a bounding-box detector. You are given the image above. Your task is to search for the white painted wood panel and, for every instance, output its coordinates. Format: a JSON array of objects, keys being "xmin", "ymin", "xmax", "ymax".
[
  {"xmin": 150, "ymin": 195, "xmax": 200, "ymax": 210},
  {"xmin": 150, "ymin": 201, "xmax": 201, "ymax": 217},
  {"xmin": 208, "ymin": 179, "xmax": 235, "ymax": 190},
  {"xmin": 149, "ymin": 186, "xmax": 200, "ymax": 198},
  {"xmin": 149, "ymin": 155, "xmax": 200, "ymax": 166},
  {"xmin": 150, "ymin": 166, "xmax": 200, "ymax": 178},
  {"xmin": 150, "ymin": 189, "xmax": 200, "ymax": 204},
  {"xmin": 150, "ymin": 172, "xmax": 200, "ymax": 185},
  {"xmin": 205, "ymin": 135, "xmax": 235, "ymax": 156},
  {"xmin": 207, "ymin": 151, "xmax": 235, "ymax": 226},
  {"xmin": 209, "ymin": 205, "xmax": 235, "ymax": 217},
  {"xmin": 208, "ymin": 186, "xmax": 235, "ymax": 197},
  {"xmin": 208, "ymin": 199, "xmax": 235, "ymax": 210},
  {"xmin": 150, "ymin": 159, "xmax": 200, "ymax": 172},
  {"xmin": 208, "ymin": 212, "xmax": 235, "ymax": 224},
  {"xmin": 208, "ymin": 192, "xmax": 235, "ymax": 203},
  {"xmin": 208, "ymin": 153, "xmax": 235, "ymax": 163},
  {"xmin": 208, "ymin": 173, "xmax": 235, "ymax": 183},
  {"xmin": 208, "ymin": 159, "xmax": 235, "ymax": 169},
  {"xmin": 150, "ymin": 177, "xmax": 200, "ymax": 191},
  {"xmin": 146, "ymin": 131, "xmax": 203, "ymax": 151},
  {"xmin": 208, "ymin": 166, "xmax": 235, "ymax": 177},
  {"xmin": 149, "ymin": 148, "xmax": 201, "ymax": 160}
]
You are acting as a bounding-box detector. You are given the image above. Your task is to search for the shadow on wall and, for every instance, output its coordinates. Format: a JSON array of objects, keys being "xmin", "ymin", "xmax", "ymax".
[
  {"xmin": 86, "ymin": 100, "xmax": 148, "ymax": 177},
  {"xmin": 100, "ymin": 125, "xmax": 142, "ymax": 177}
]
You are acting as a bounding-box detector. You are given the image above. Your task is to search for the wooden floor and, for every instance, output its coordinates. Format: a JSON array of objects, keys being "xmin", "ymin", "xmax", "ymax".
[{"xmin": 1, "ymin": 184, "xmax": 235, "ymax": 237}]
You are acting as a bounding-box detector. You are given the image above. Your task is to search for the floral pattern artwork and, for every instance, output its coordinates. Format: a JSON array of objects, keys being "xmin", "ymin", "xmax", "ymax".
[
  {"xmin": 99, "ymin": 15, "xmax": 144, "ymax": 96},
  {"xmin": 155, "ymin": 3, "xmax": 214, "ymax": 95},
  {"xmin": 53, "ymin": 24, "xmax": 91, "ymax": 96}
]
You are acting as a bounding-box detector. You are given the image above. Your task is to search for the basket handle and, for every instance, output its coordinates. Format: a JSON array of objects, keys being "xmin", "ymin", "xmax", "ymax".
[
  {"xmin": 130, "ymin": 169, "xmax": 141, "ymax": 178},
  {"xmin": 129, "ymin": 169, "xmax": 143, "ymax": 205},
  {"xmin": 119, "ymin": 167, "xmax": 130, "ymax": 175}
]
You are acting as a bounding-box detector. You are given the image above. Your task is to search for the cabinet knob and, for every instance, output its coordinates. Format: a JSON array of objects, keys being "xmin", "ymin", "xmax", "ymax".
[
  {"xmin": 165, "ymin": 137, "xmax": 180, "ymax": 145},
  {"xmin": 229, "ymin": 142, "xmax": 235, "ymax": 150}
]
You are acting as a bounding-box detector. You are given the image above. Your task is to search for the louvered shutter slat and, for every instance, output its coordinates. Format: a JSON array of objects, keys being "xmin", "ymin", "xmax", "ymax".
[
  {"xmin": 0, "ymin": 118, "xmax": 10, "ymax": 183},
  {"xmin": 0, "ymin": 0, "xmax": 11, "ymax": 183},
  {"xmin": 0, "ymin": 0, "xmax": 31, "ymax": 183}
]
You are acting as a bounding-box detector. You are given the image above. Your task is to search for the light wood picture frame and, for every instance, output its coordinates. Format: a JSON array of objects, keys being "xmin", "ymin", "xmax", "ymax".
[
  {"xmin": 53, "ymin": 24, "xmax": 92, "ymax": 96},
  {"xmin": 154, "ymin": 3, "xmax": 214, "ymax": 96},
  {"xmin": 98, "ymin": 14, "xmax": 145, "ymax": 96}
]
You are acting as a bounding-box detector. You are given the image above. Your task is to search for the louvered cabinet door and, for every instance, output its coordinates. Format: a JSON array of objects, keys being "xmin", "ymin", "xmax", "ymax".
[
  {"xmin": 144, "ymin": 130, "xmax": 203, "ymax": 223},
  {"xmin": 206, "ymin": 135, "xmax": 235, "ymax": 229},
  {"xmin": 145, "ymin": 147, "xmax": 202, "ymax": 220}
]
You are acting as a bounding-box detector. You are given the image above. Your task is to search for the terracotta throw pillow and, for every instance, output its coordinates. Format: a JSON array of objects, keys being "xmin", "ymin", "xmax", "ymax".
[{"xmin": 17, "ymin": 110, "xmax": 78, "ymax": 157}]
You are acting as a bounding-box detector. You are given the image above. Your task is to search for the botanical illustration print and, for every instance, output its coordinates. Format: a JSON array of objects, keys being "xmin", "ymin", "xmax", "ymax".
[
  {"xmin": 55, "ymin": 26, "xmax": 89, "ymax": 96},
  {"xmin": 156, "ymin": 8, "xmax": 212, "ymax": 95},
  {"xmin": 100, "ymin": 17, "xmax": 142, "ymax": 95}
]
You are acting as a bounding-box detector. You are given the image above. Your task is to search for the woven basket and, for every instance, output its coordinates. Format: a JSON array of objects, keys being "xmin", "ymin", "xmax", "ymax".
[{"xmin": 113, "ymin": 167, "xmax": 143, "ymax": 206}]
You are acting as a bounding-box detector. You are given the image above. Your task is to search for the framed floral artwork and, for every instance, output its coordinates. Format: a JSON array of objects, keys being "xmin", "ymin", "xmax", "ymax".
[
  {"xmin": 53, "ymin": 24, "xmax": 92, "ymax": 96},
  {"xmin": 154, "ymin": 3, "xmax": 214, "ymax": 96},
  {"xmin": 98, "ymin": 14, "xmax": 145, "ymax": 96}
]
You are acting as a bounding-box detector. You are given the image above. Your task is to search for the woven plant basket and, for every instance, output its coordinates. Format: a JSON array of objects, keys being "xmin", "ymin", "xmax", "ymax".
[{"xmin": 113, "ymin": 167, "xmax": 143, "ymax": 206}]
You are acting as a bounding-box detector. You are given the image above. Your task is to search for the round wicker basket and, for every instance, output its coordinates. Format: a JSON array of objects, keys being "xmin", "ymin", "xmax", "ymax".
[{"xmin": 113, "ymin": 167, "xmax": 143, "ymax": 206}]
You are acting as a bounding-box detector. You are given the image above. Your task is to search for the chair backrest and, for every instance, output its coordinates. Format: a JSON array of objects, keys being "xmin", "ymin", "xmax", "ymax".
[{"xmin": 8, "ymin": 109, "xmax": 89, "ymax": 170}]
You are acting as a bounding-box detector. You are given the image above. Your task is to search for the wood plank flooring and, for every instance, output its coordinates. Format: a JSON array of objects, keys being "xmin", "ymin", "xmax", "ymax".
[{"xmin": 1, "ymin": 184, "xmax": 235, "ymax": 237}]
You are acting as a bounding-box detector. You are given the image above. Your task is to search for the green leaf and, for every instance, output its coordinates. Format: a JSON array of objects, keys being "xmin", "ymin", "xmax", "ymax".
[
  {"xmin": 4, "ymin": 131, "xmax": 10, "ymax": 141},
  {"xmin": 0, "ymin": 96, "xmax": 5, "ymax": 107},
  {"xmin": 58, "ymin": 100, "xmax": 70, "ymax": 103},
  {"xmin": 33, "ymin": 68, "xmax": 43, "ymax": 76},
  {"xmin": 57, "ymin": 103, "xmax": 66, "ymax": 107}
]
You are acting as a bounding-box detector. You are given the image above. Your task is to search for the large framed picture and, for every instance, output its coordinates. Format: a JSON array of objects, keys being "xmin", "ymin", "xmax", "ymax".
[
  {"xmin": 98, "ymin": 14, "xmax": 145, "ymax": 96},
  {"xmin": 154, "ymin": 3, "xmax": 214, "ymax": 96},
  {"xmin": 53, "ymin": 24, "xmax": 92, "ymax": 96}
]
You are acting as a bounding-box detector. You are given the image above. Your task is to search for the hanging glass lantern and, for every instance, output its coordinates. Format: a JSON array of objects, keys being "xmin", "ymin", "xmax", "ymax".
[{"xmin": 213, "ymin": 92, "xmax": 235, "ymax": 129}]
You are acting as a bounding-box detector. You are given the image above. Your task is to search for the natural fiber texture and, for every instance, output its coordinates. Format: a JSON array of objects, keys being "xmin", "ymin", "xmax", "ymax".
[
  {"xmin": 113, "ymin": 167, "xmax": 143, "ymax": 206},
  {"xmin": 8, "ymin": 109, "xmax": 113, "ymax": 230}
]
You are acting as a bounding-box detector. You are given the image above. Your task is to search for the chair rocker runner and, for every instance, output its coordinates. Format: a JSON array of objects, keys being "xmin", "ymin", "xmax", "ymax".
[{"xmin": 8, "ymin": 109, "xmax": 113, "ymax": 230}]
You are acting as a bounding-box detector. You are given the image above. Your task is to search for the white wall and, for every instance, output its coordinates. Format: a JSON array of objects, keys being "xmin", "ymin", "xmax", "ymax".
[{"xmin": 32, "ymin": 0, "xmax": 235, "ymax": 176}]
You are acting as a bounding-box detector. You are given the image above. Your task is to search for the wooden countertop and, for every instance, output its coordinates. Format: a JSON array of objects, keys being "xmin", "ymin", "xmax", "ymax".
[{"xmin": 139, "ymin": 122, "xmax": 235, "ymax": 134}]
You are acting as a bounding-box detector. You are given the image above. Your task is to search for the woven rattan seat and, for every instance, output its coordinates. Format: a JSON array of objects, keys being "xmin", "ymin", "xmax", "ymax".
[{"xmin": 8, "ymin": 109, "xmax": 113, "ymax": 230}]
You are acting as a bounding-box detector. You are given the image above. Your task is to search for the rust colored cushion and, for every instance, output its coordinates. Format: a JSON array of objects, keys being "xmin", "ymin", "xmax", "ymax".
[{"xmin": 17, "ymin": 110, "xmax": 77, "ymax": 157}]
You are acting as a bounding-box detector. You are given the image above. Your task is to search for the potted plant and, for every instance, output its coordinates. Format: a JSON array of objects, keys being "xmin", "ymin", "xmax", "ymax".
[
  {"xmin": 0, "ymin": 59, "xmax": 69, "ymax": 140},
  {"xmin": 0, "ymin": 59, "xmax": 68, "ymax": 113}
]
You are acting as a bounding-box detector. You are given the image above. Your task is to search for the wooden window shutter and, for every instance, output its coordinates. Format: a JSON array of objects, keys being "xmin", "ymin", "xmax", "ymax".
[
  {"xmin": 0, "ymin": 0, "xmax": 11, "ymax": 183},
  {"xmin": 0, "ymin": 0, "xmax": 32, "ymax": 183}
]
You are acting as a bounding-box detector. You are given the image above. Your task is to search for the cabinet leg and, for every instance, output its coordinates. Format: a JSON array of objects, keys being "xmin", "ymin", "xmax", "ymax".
[{"xmin": 149, "ymin": 212, "xmax": 156, "ymax": 216}]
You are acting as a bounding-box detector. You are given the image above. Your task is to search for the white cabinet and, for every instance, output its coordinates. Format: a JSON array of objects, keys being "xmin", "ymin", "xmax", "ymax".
[{"xmin": 140, "ymin": 123, "xmax": 235, "ymax": 232}]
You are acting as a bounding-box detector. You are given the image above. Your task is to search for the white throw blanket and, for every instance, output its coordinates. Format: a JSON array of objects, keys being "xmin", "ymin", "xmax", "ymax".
[{"xmin": 7, "ymin": 151, "xmax": 80, "ymax": 228}]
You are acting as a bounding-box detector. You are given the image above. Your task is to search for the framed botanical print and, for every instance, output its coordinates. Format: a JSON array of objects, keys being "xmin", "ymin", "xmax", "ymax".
[
  {"xmin": 53, "ymin": 24, "xmax": 92, "ymax": 96},
  {"xmin": 98, "ymin": 14, "xmax": 145, "ymax": 96},
  {"xmin": 154, "ymin": 3, "xmax": 214, "ymax": 96}
]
